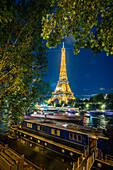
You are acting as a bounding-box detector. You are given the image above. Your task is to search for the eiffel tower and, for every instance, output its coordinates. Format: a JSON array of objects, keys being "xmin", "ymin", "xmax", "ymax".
[{"xmin": 47, "ymin": 42, "xmax": 75, "ymax": 104}]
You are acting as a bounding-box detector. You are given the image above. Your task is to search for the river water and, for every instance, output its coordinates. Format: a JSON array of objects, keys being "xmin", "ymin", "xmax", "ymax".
[
  {"xmin": 83, "ymin": 114, "xmax": 113, "ymax": 129},
  {"xmin": 0, "ymin": 135, "xmax": 74, "ymax": 170}
]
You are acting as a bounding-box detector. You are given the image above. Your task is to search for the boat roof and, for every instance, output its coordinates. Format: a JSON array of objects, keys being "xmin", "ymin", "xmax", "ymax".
[{"xmin": 23, "ymin": 119, "xmax": 108, "ymax": 140}]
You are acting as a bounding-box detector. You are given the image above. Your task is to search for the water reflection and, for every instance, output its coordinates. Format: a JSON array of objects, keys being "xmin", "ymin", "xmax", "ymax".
[
  {"xmin": 97, "ymin": 115, "xmax": 108, "ymax": 129},
  {"xmin": 16, "ymin": 138, "xmax": 74, "ymax": 170},
  {"xmin": 83, "ymin": 114, "xmax": 113, "ymax": 129},
  {"xmin": 0, "ymin": 135, "xmax": 74, "ymax": 170},
  {"xmin": 0, "ymin": 121, "xmax": 10, "ymax": 134},
  {"xmin": 83, "ymin": 116, "xmax": 90, "ymax": 126}
]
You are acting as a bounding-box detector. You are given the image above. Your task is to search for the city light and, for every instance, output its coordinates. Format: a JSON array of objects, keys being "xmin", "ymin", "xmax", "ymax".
[
  {"xmin": 101, "ymin": 104, "xmax": 106, "ymax": 110},
  {"xmin": 86, "ymin": 104, "xmax": 89, "ymax": 109}
]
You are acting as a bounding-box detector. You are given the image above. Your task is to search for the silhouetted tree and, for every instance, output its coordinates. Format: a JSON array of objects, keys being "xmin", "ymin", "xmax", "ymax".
[
  {"xmin": 41, "ymin": 0, "xmax": 113, "ymax": 56},
  {"xmin": 0, "ymin": 0, "xmax": 52, "ymax": 123},
  {"xmin": 93, "ymin": 93, "xmax": 104, "ymax": 103}
]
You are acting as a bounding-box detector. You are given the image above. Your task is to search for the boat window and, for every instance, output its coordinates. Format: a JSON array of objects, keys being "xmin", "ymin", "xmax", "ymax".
[
  {"xmin": 78, "ymin": 135, "xmax": 82, "ymax": 142},
  {"xmin": 51, "ymin": 129, "xmax": 60, "ymax": 136},
  {"xmin": 37, "ymin": 125, "xmax": 44, "ymax": 131},
  {"xmin": 74, "ymin": 134, "xmax": 77, "ymax": 140},
  {"xmin": 27, "ymin": 123, "xmax": 32, "ymax": 128},
  {"xmin": 54, "ymin": 129, "xmax": 57, "ymax": 135},
  {"xmin": 57, "ymin": 130, "xmax": 60, "ymax": 136},
  {"xmin": 69, "ymin": 133, "xmax": 82, "ymax": 142},
  {"xmin": 37, "ymin": 125, "xmax": 40, "ymax": 130},
  {"xmin": 40, "ymin": 126, "xmax": 44, "ymax": 131},
  {"xmin": 69, "ymin": 133, "xmax": 73, "ymax": 140},
  {"xmin": 51, "ymin": 129, "xmax": 54, "ymax": 134}
]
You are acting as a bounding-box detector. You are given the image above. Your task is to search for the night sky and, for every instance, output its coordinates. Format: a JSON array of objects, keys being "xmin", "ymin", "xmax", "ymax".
[{"xmin": 44, "ymin": 34, "xmax": 113, "ymax": 99}]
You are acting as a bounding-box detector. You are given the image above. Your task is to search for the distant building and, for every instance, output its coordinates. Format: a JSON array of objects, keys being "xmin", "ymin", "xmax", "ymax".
[{"xmin": 104, "ymin": 94, "xmax": 108, "ymax": 99}]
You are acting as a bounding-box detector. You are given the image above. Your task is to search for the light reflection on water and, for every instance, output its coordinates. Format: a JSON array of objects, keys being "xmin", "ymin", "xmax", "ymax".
[
  {"xmin": 1, "ymin": 114, "xmax": 113, "ymax": 133},
  {"xmin": 0, "ymin": 135, "xmax": 74, "ymax": 170},
  {"xmin": 83, "ymin": 114, "xmax": 113, "ymax": 129}
]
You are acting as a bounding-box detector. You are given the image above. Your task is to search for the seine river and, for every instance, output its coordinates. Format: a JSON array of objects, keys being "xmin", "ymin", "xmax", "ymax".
[
  {"xmin": 83, "ymin": 113, "xmax": 113, "ymax": 129},
  {"xmin": 0, "ymin": 113, "xmax": 113, "ymax": 170}
]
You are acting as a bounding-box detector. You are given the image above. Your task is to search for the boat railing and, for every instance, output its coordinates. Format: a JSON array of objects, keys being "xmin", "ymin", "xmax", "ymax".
[
  {"xmin": 105, "ymin": 154, "xmax": 113, "ymax": 165},
  {"xmin": 95, "ymin": 149, "xmax": 113, "ymax": 166},
  {"xmin": 84, "ymin": 146, "xmax": 89, "ymax": 158},
  {"xmin": 95, "ymin": 148, "xmax": 103, "ymax": 160},
  {"xmin": 72, "ymin": 154, "xmax": 83, "ymax": 170},
  {"xmin": 72, "ymin": 152, "xmax": 95, "ymax": 170},
  {"xmin": 84, "ymin": 152, "xmax": 95, "ymax": 170},
  {"xmin": 72, "ymin": 149, "xmax": 113, "ymax": 170}
]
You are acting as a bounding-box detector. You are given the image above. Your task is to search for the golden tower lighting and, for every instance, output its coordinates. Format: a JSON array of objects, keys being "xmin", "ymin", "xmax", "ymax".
[{"xmin": 47, "ymin": 42, "xmax": 75, "ymax": 104}]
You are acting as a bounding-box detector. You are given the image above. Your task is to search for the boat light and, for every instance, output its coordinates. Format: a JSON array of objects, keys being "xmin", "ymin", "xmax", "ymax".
[
  {"xmin": 88, "ymin": 135, "xmax": 98, "ymax": 139},
  {"xmin": 62, "ymin": 149, "xmax": 65, "ymax": 153},
  {"xmin": 45, "ymin": 143, "xmax": 47, "ymax": 146},
  {"xmin": 68, "ymin": 113, "xmax": 72, "ymax": 116},
  {"xmin": 62, "ymin": 123, "xmax": 68, "ymax": 127},
  {"xmin": 62, "ymin": 159, "xmax": 64, "ymax": 162},
  {"xmin": 70, "ymin": 152, "xmax": 73, "ymax": 156}
]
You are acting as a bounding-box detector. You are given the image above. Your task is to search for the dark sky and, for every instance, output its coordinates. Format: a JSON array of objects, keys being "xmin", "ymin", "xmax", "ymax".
[{"xmin": 44, "ymin": 34, "xmax": 113, "ymax": 99}]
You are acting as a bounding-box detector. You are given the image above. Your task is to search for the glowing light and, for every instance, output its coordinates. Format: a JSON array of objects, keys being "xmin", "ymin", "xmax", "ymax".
[
  {"xmin": 56, "ymin": 87, "xmax": 61, "ymax": 91},
  {"xmin": 45, "ymin": 143, "xmax": 47, "ymax": 146},
  {"xmin": 30, "ymin": 143, "xmax": 32, "ymax": 147},
  {"xmin": 38, "ymin": 140, "xmax": 40, "ymax": 143},
  {"xmin": 101, "ymin": 104, "xmax": 106, "ymax": 110},
  {"xmin": 86, "ymin": 104, "xmax": 89, "ymax": 108},
  {"xmin": 70, "ymin": 152, "xmax": 73, "ymax": 156},
  {"xmin": 62, "ymin": 123, "xmax": 68, "ymax": 127},
  {"xmin": 62, "ymin": 149, "xmax": 65, "ymax": 153}
]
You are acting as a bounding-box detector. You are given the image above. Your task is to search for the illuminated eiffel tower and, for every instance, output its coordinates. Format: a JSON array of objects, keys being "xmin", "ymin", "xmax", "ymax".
[{"xmin": 47, "ymin": 42, "xmax": 75, "ymax": 104}]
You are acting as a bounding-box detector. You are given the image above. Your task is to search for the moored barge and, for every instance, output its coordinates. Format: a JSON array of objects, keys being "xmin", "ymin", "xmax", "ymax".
[{"xmin": 11, "ymin": 119, "xmax": 113, "ymax": 169}]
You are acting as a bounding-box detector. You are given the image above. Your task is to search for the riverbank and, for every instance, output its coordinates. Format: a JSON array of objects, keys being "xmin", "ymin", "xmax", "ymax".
[{"xmin": 0, "ymin": 140, "xmax": 41, "ymax": 170}]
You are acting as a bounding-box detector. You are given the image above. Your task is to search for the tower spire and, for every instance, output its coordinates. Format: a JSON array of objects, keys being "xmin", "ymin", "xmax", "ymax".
[
  {"xmin": 63, "ymin": 42, "xmax": 64, "ymax": 48},
  {"xmin": 59, "ymin": 42, "xmax": 67, "ymax": 80}
]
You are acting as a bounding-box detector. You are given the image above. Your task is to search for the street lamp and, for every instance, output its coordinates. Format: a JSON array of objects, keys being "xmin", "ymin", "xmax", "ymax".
[
  {"xmin": 86, "ymin": 104, "xmax": 89, "ymax": 110},
  {"xmin": 101, "ymin": 104, "xmax": 106, "ymax": 110}
]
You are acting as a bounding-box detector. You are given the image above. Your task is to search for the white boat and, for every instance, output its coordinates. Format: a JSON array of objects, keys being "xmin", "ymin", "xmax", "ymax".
[{"xmin": 31, "ymin": 110, "xmax": 83, "ymax": 121}]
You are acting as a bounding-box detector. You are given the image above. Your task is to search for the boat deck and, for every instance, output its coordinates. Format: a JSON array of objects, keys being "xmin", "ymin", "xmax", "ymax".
[{"xmin": 24, "ymin": 119, "xmax": 108, "ymax": 139}]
